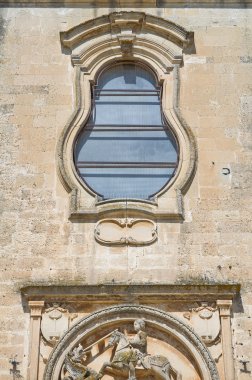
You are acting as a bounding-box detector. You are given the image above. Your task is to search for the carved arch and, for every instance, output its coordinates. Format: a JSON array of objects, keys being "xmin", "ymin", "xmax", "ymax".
[
  {"xmin": 43, "ymin": 305, "xmax": 219, "ymax": 380},
  {"xmin": 58, "ymin": 12, "xmax": 197, "ymax": 220}
]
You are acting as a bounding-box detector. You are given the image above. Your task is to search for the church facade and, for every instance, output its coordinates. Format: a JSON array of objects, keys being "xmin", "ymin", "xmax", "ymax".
[{"xmin": 0, "ymin": 1, "xmax": 251, "ymax": 379}]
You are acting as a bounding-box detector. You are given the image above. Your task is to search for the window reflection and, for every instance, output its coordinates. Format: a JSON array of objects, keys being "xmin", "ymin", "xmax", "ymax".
[{"xmin": 74, "ymin": 63, "xmax": 178, "ymax": 200}]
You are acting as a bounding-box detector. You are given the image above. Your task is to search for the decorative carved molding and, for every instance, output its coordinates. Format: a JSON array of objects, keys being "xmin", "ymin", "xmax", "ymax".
[
  {"xmin": 94, "ymin": 218, "xmax": 157, "ymax": 246},
  {"xmin": 57, "ymin": 11, "xmax": 197, "ymax": 221},
  {"xmin": 43, "ymin": 305, "xmax": 220, "ymax": 380},
  {"xmin": 60, "ymin": 12, "xmax": 192, "ymax": 66}
]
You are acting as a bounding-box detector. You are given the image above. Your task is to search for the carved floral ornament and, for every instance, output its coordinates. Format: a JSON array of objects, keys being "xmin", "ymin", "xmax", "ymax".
[
  {"xmin": 43, "ymin": 305, "xmax": 219, "ymax": 380},
  {"xmin": 58, "ymin": 12, "xmax": 197, "ymax": 221}
]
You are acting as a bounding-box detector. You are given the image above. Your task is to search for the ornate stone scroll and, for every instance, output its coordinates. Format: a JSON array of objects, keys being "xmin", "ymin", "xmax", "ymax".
[{"xmin": 94, "ymin": 218, "xmax": 157, "ymax": 246}]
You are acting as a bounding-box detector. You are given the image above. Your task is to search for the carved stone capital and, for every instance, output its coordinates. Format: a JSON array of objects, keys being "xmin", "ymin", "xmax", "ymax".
[
  {"xmin": 217, "ymin": 300, "xmax": 232, "ymax": 317},
  {"xmin": 29, "ymin": 301, "xmax": 44, "ymax": 317}
]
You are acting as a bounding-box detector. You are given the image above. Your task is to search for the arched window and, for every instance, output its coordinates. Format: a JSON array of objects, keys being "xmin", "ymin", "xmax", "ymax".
[{"xmin": 74, "ymin": 63, "xmax": 178, "ymax": 200}]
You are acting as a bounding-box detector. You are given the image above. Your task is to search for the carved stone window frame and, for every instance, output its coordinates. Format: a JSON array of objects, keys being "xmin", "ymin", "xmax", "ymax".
[{"xmin": 58, "ymin": 12, "xmax": 197, "ymax": 221}]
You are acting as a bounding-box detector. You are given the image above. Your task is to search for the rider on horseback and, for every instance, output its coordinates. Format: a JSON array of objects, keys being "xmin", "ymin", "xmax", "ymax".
[{"xmin": 128, "ymin": 319, "xmax": 150, "ymax": 370}]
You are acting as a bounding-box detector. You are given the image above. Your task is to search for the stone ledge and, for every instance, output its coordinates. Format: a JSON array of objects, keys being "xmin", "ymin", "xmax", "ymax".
[
  {"xmin": 21, "ymin": 283, "xmax": 240, "ymax": 305},
  {"xmin": 0, "ymin": 0, "xmax": 252, "ymax": 6}
]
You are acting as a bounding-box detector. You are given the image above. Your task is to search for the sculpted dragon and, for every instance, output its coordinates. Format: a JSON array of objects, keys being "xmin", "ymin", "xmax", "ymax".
[{"xmin": 62, "ymin": 344, "xmax": 99, "ymax": 380}]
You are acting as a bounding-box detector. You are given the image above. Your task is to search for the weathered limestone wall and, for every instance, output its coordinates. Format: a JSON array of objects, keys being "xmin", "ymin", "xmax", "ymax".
[{"xmin": 0, "ymin": 5, "xmax": 251, "ymax": 379}]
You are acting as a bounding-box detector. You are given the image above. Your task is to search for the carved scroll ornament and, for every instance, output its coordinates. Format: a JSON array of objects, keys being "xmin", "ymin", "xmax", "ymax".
[{"xmin": 94, "ymin": 218, "xmax": 157, "ymax": 246}]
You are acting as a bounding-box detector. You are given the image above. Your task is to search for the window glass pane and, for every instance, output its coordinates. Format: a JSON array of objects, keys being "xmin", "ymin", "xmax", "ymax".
[
  {"xmin": 92, "ymin": 95, "xmax": 162, "ymax": 125},
  {"xmin": 74, "ymin": 63, "xmax": 178, "ymax": 200},
  {"xmin": 75, "ymin": 130, "xmax": 177, "ymax": 163},
  {"xmin": 98, "ymin": 64, "xmax": 156, "ymax": 90},
  {"xmin": 78, "ymin": 168, "xmax": 175, "ymax": 200}
]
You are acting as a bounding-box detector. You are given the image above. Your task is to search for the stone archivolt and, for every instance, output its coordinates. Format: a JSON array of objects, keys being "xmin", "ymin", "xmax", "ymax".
[{"xmin": 57, "ymin": 12, "xmax": 197, "ymax": 222}]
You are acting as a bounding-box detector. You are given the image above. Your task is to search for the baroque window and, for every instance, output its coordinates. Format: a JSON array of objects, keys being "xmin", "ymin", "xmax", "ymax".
[
  {"xmin": 58, "ymin": 12, "xmax": 196, "ymax": 221},
  {"xmin": 74, "ymin": 63, "xmax": 178, "ymax": 201}
]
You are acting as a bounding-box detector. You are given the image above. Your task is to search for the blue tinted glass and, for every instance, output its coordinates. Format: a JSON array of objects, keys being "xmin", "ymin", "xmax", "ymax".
[
  {"xmin": 78, "ymin": 168, "xmax": 174, "ymax": 200},
  {"xmin": 74, "ymin": 64, "xmax": 178, "ymax": 200}
]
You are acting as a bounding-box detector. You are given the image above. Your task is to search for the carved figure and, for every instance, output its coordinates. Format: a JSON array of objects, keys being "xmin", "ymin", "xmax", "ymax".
[
  {"xmin": 98, "ymin": 320, "xmax": 182, "ymax": 380},
  {"xmin": 129, "ymin": 319, "xmax": 147, "ymax": 356},
  {"xmin": 63, "ymin": 344, "xmax": 99, "ymax": 380}
]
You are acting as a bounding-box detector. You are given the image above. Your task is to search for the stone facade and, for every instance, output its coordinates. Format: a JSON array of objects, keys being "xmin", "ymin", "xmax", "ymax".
[{"xmin": 0, "ymin": 1, "xmax": 252, "ymax": 380}]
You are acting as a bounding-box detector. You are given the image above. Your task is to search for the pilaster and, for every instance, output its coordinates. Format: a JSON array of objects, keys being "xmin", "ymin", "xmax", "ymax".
[
  {"xmin": 217, "ymin": 300, "xmax": 235, "ymax": 380},
  {"xmin": 28, "ymin": 301, "xmax": 44, "ymax": 380}
]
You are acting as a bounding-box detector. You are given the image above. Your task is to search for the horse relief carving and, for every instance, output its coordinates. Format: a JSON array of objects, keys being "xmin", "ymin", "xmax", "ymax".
[{"xmin": 62, "ymin": 319, "xmax": 181, "ymax": 380}]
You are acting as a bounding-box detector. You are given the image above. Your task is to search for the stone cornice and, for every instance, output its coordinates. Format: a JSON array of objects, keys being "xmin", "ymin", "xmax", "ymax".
[
  {"xmin": 21, "ymin": 284, "xmax": 240, "ymax": 305},
  {"xmin": 1, "ymin": 0, "xmax": 251, "ymax": 6}
]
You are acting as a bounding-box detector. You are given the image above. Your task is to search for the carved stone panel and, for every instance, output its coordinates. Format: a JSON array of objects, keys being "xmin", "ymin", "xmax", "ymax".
[
  {"xmin": 94, "ymin": 218, "xmax": 157, "ymax": 246},
  {"xmin": 183, "ymin": 302, "xmax": 220, "ymax": 345},
  {"xmin": 41, "ymin": 304, "xmax": 71, "ymax": 345}
]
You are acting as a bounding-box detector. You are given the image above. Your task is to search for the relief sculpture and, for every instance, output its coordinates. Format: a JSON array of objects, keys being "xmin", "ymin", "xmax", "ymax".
[
  {"xmin": 183, "ymin": 302, "xmax": 220, "ymax": 345},
  {"xmin": 63, "ymin": 344, "xmax": 99, "ymax": 380},
  {"xmin": 62, "ymin": 319, "xmax": 181, "ymax": 380}
]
